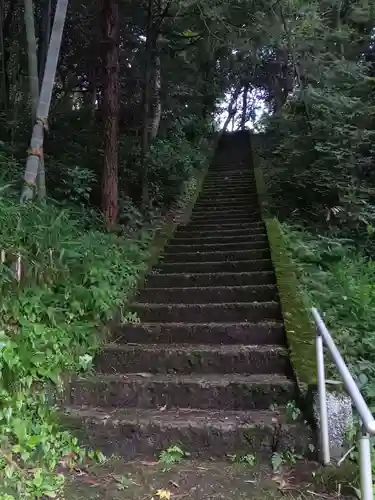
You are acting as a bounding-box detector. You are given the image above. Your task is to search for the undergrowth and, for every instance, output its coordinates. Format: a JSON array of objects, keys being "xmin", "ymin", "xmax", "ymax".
[
  {"xmin": 0, "ymin": 196, "xmax": 153, "ymax": 498},
  {"xmin": 281, "ymin": 223, "xmax": 375, "ymax": 407}
]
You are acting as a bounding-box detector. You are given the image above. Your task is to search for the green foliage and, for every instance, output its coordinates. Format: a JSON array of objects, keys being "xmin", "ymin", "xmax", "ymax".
[
  {"xmin": 0, "ymin": 194, "xmax": 153, "ymax": 497},
  {"xmin": 282, "ymin": 223, "xmax": 375, "ymax": 407},
  {"xmin": 158, "ymin": 445, "xmax": 190, "ymax": 471},
  {"xmin": 228, "ymin": 453, "xmax": 256, "ymax": 467}
]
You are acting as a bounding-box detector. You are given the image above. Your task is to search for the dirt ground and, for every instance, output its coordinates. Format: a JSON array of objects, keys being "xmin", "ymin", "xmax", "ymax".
[{"xmin": 66, "ymin": 458, "xmax": 356, "ymax": 500}]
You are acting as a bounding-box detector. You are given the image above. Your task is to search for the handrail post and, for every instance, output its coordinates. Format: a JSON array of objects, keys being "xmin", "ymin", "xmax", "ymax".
[
  {"xmin": 359, "ymin": 423, "xmax": 373, "ymax": 500},
  {"xmin": 316, "ymin": 328, "xmax": 330, "ymax": 465}
]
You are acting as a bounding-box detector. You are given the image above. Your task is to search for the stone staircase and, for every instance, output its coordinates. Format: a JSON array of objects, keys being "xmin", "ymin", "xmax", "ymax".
[{"xmin": 65, "ymin": 131, "xmax": 312, "ymax": 461}]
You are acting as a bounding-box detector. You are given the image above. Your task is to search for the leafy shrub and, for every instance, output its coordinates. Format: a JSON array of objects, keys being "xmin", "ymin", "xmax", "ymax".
[
  {"xmin": 0, "ymin": 197, "xmax": 153, "ymax": 498},
  {"xmin": 281, "ymin": 223, "xmax": 375, "ymax": 407}
]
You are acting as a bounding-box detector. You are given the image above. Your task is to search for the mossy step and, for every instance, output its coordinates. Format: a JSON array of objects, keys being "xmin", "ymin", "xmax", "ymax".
[
  {"xmin": 162, "ymin": 248, "xmax": 270, "ymax": 263},
  {"xmin": 192, "ymin": 205, "xmax": 259, "ymax": 214},
  {"xmin": 202, "ymin": 182, "xmax": 256, "ymax": 190},
  {"xmin": 67, "ymin": 373, "xmax": 295, "ymax": 410},
  {"xmin": 194, "ymin": 204, "xmax": 260, "ymax": 214},
  {"xmin": 131, "ymin": 301, "xmax": 282, "ymax": 323},
  {"xmin": 156, "ymin": 259, "xmax": 272, "ymax": 274},
  {"xmin": 196, "ymin": 195, "xmax": 255, "ymax": 204},
  {"xmin": 175, "ymin": 228, "xmax": 266, "ymax": 240},
  {"xmin": 183, "ymin": 221, "xmax": 265, "ymax": 232},
  {"xmin": 145, "ymin": 270, "xmax": 276, "ymax": 288},
  {"xmin": 167, "ymin": 240, "xmax": 268, "ymax": 253},
  {"xmin": 190, "ymin": 212, "xmax": 257, "ymax": 222},
  {"xmin": 138, "ymin": 284, "xmax": 278, "ymax": 304},
  {"xmin": 170, "ymin": 233, "xmax": 267, "ymax": 245},
  {"xmin": 95, "ymin": 343, "xmax": 290, "ymax": 375},
  {"xmin": 113, "ymin": 321, "xmax": 285, "ymax": 345},
  {"xmin": 63, "ymin": 406, "xmax": 312, "ymax": 459},
  {"xmin": 200, "ymin": 187, "xmax": 256, "ymax": 196}
]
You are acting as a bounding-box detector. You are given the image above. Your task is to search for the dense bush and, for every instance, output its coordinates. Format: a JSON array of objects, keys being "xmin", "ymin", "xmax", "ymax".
[
  {"xmin": 281, "ymin": 223, "xmax": 375, "ymax": 409},
  {"xmin": 0, "ymin": 190, "xmax": 153, "ymax": 497}
]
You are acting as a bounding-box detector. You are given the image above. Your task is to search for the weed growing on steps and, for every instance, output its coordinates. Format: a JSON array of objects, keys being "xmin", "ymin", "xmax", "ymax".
[
  {"xmin": 159, "ymin": 445, "xmax": 190, "ymax": 471},
  {"xmin": 0, "ymin": 198, "xmax": 152, "ymax": 498},
  {"xmin": 228, "ymin": 454, "xmax": 256, "ymax": 467}
]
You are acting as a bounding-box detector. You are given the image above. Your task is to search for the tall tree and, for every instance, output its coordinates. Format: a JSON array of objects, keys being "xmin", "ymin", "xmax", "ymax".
[
  {"xmin": 101, "ymin": 0, "xmax": 120, "ymax": 227},
  {"xmin": 20, "ymin": 0, "xmax": 69, "ymax": 202}
]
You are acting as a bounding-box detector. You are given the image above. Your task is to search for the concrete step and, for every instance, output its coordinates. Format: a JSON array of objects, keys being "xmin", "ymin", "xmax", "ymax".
[
  {"xmin": 182, "ymin": 222, "xmax": 265, "ymax": 232},
  {"xmin": 156, "ymin": 259, "xmax": 273, "ymax": 274},
  {"xmin": 193, "ymin": 203, "xmax": 260, "ymax": 213},
  {"xmin": 113, "ymin": 321, "xmax": 285, "ymax": 345},
  {"xmin": 145, "ymin": 271, "xmax": 276, "ymax": 288},
  {"xmin": 131, "ymin": 301, "xmax": 282, "ymax": 323},
  {"xmin": 174, "ymin": 228, "xmax": 267, "ymax": 240},
  {"xmin": 64, "ymin": 406, "xmax": 312, "ymax": 459},
  {"xmin": 138, "ymin": 284, "xmax": 278, "ymax": 303},
  {"xmin": 189, "ymin": 213, "xmax": 257, "ymax": 223},
  {"xmin": 95, "ymin": 344, "xmax": 290, "ymax": 375},
  {"xmin": 68, "ymin": 373, "xmax": 295, "ymax": 410},
  {"xmin": 170, "ymin": 233, "xmax": 267, "ymax": 245},
  {"xmin": 161, "ymin": 248, "xmax": 270, "ymax": 264},
  {"xmin": 166, "ymin": 240, "xmax": 268, "ymax": 253}
]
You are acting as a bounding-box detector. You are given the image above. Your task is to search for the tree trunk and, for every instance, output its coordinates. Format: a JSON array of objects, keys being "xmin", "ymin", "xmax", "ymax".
[
  {"xmin": 140, "ymin": 0, "xmax": 153, "ymax": 211},
  {"xmin": 0, "ymin": 0, "xmax": 16, "ymax": 114},
  {"xmin": 240, "ymin": 83, "xmax": 249, "ymax": 129},
  {"xmin": 150, "ymin": 38, "xmax": 161, "ymax": 140},
  {"xmin": 24, "ymin": 0, "xmax": 46, "ymax": 200},
  {"xmin": 38, "ymin": 0, "xmax": 52, "ymax": 86},
  {"xmin": 222, "ymin": 85, "xmax": 241, "ymax": 133},
  {"xmin": 101, "ymin": 0, "xmax": 120, "ymax": 227},
  {"xmin": 20, "ymin": 0, "xmax": 69, "ymax": 203}
]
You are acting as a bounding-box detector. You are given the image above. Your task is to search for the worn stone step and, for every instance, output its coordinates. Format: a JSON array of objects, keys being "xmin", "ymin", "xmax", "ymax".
[
  {"xmin": 167, "ymin": 240, "xmax": 268, "ymax": 253},
  {"xmin": 190, "ymin": 210, "xmax": 254, "ymax": 219},
  {"xmin": 113, "ymin": 321, "xmax": 285, "ymax": 345},
  {"xmin": 193, "ymin": 200, "xmax": 260, "ymax": 215},
  {"xmin": 194, "ymin": 203, "xmax": 260, "ymax": 213},
  {"xmin": 200, "ymin": 188, "xmax": 256, "ymax": 196},
  {"xmin": 138, "ymin": 284, "xmax": 277, "ymax": 304},
  {"xmin": 170, "ymin": 234, "xmax": 267, "ymax": 246},
  {"xmin": 95, "ymin": 344, "xmax": 290, "ymax": 375},
  {"xmin": 197, "ymin": 196, "xmax": 253, "ymax": 205},
  {"xmin": 175, "ymin": 228, "xmax": 267, "ymax": 240},
  {"xmin": 162, "ymin": 248, "xmax": 270, "ymax": 264},
  {"xmin": 202, "ymin": 184, "xmax": 256, "ymax": 191},
  {"xmin": 145, "ymin": 271, "xmax": 276, "ymax": 288},
  {"xmin": 157, "ymin": 259, "xmax": 272, "ymax": 274},
  {"xmin": 189, "ymin": 216, "xmax": 257, "ymax": 225},
  {"xmin": 131, "ymin": 301, "xmax": 281, "ymax": 323},
  {"xmin": 183, "ymin": 221, "xmax": 264, "ymax": 232},
  {"xmin": 68, "ymin": 373, "xmax": 295, "ymax": 410},
  {"xmin": 64, "ymin": 406, "xmax": 312, "ymax": 459}
]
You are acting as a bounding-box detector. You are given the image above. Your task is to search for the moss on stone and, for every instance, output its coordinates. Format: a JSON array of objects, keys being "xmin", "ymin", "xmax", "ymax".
[
  {"xmin": 265, "ymin": 218, "xmax": 317, "ymax": 389},
  {"xmin": 251, "ymin": 143, "xmax": 316, "ymax": 393}
]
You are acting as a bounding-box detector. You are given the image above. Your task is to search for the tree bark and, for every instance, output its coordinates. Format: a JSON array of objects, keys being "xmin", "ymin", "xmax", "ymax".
[
  {"xmin": 38, "ymin": 0, "xmax": 52, "ymax": 86},
  {"xmin": 0, "ymin": 0, "xmax": 17, "ymax": 113},
  {"xmin": 240, "ymin": 83, "xmax": 249, "ymax": 129},
  {"xmin": 21, "ymin": 0, "xmax": 69, "ymax": 203},
  {"xmin": 101, "ymin": 0, "xmax": 120, "ymax": 227},
  {"xmin": 140, "ymin": 0, "xmax": 153, "ymax": 211},
  {"xmin": 150, "ymin": 36, "xmax": 161, "ymax": 140}
]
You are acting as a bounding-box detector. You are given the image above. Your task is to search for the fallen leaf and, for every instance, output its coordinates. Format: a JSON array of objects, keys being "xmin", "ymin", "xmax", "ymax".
[{"xmin": 155, "ymin": 489, "xmax": 171, "ymax": 499}]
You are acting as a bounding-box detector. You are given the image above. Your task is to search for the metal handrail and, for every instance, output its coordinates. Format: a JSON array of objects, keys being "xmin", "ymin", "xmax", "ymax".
[{"xmin": 312, "ymin": 307, "xmax": 375, "ymax": 500}]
